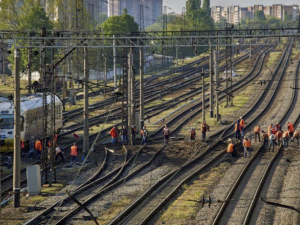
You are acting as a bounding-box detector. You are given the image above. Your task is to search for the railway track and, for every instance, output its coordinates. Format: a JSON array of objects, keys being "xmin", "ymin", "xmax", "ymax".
[
  {"xmin": 18, "ymin": 41, "xmax": 289, "ymax": 224},
  {"xmin": 59, "ymin": 45, "xmax": 264, "ymax": 143},
  {"xmin": 62, "ymin": 44, "xmax": 262, "ymax": 125},
  {"xmin": 23, "ymin": 145, "xmax": 165, "ymax": 225},
  {"xmin": 99, "ymin": 39, "xmax": 294, "ymax": 225}
]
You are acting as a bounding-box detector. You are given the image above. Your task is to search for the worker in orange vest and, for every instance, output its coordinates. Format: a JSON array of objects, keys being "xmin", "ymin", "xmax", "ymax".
[
  {"xmin": 243, "ymin": 136, "xmax": 251, "ymax": 158},
  {"xmin": 240, "ymin": 117, "xmax": 245, "ymax": 136},
  {"xmin": 227, "ymin": 140, "xmax": 236, "ymax": 157},
  {"xmin": 109, "ymin": 126, "xmax": 118, "ymax": 145},
  {"xmin": 261, "ymin": 130, "xmax": 269, "ymax": 151},
  {"xmin": 283, "ymin": 130, "xmax": 290, "ymax": 147},
  {"xmin": 201, "ymin": 121, "xmax": 209, "ymax": 140},
  {"xmin": 70, "ymin": 142, "xmax": 78, "ymax": 164},
  {"xmin": 276, "ymin": 130, "xmax": 283, "ymax": 145},
  {"xmin": 267, "ymin": 124, "xmax": 273, "ymax": 136},
  {"xmin": 287, "ymin": 122, "xmax": 295, "ymax": 140},
  {"xmin": 254, "ymin": 125, "xmax": 261, "ymax": 142},
  {"xmin": 290, "ymin": 130, "xmax": 300, "ymax": 146},
  {"xmin": 275, "ymin": 122, "xmax": 281, "ymax": 132},
  {"xmin": 234, "ymin": 121, "xmax": 241, "ymax": 141},
  {"xmin": 190, "ymin": 128, "xmax": 196, "ymax": 142},
  {"xmin": 35, "ymin": 137, "xmax": 42, "ymax": 159}
]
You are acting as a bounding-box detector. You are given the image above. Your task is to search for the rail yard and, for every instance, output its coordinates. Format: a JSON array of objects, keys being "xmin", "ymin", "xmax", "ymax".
[{"xmin": 1, "ymin": 28, "xmax": 300, "ymax": 225}]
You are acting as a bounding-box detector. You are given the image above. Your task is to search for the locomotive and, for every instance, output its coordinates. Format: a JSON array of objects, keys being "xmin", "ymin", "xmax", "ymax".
[{"xmin": 0, "ymin": 93, "xmax": 62, "ymax": 152}]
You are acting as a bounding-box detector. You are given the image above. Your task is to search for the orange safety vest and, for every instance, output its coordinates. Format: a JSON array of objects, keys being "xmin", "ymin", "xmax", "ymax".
[
  {"xmin": 227, "ymin": 143, "xmax": 234, "ymax": 153},
  {"xmin": 190, "ymin": 130, "xmax": 196, "ymax": 137},
  {"xmin": 267, "ymin": 125, "xmax": 273, "ymax": 136},
  {"xmin": 276, "ymin": 131, "xmax": 283, "ymax": 138},
  {"xmin": 283, "ymin": 131, "xmax": 290, "ymax": 138},
  {"xmin": 240, "ymin": 119, "xmax": 245, "ymax": 128},
  {"xmin": 21, "ymin": 140, "xmax": 25, "ymax": 149},
  {"xmin": 235, "ymin": 123, "xmax": 241, "ymax": 132},
  {"xmin": 109, "ymin": 128, "xmax": 117, "ymax": 138},
  {"xmin": 35, "ymin": 140, "xmax": 42, "ymax": 151},
  {"xmin": 254, "ymin": 126, "xmax": 260, "ymax": 133},
  {"xmin": 243, "ymin": 139, "xmax": 251, "ymax": 147},
  {"xmin": 288, "ymin": 123, "xmax": 295, "ymax": 132},
  {"xmin": 70, "ymin": 145, "xmax": 78, "ymax": 156}
]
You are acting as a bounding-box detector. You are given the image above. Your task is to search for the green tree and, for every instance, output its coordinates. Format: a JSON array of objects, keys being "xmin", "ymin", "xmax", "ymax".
[
  {"xmin": 102, "ymin": 8, "xmax": 138, "ymax": 33},
  {"xmin": 99, "ymin": 13, "xmax": 108, "ymax": 25},
  {"xmin": 186, "ymin": 0, "xmax": 201, "ymax": 21},
  {"xmin": 202, "ymin": 0, "xmax": 211, "ymax": 16},
  {"xmin": 254, "ymin": 10, "xmax": 265, "ymax": 21}
]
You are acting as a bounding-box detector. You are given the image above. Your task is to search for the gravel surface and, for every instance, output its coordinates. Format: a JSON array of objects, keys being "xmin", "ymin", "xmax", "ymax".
[
  {"xmin": 195, "ymin": 143, "xmax": 262, "ymax": 224},
  {"xmin": 71, "ymin": 153, "xmax": 181, "ymax": 224},
  {"xmin": 272, "ymin": 149, "xmax": 300, "ymax": 225},
  {"xmin": 251, "ymin": 151, "xmax": 288, "ymax": 225}
]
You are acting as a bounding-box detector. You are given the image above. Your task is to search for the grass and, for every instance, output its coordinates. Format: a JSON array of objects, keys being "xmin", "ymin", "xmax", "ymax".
[
  {"xmin": 265, "ymin": 52, "xmax": 282, "ymax": 69},
  {"xmin": 156, "ymin": 162, "xmax": 231, "ymax": 224},
  {"xmin": 0, "ymin": 183, "xmax": 65, "ymax": 225}
]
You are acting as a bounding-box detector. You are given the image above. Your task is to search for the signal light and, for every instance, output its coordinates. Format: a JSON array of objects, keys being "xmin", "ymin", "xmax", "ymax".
[{"xmin": 33, "ymin": 51, "xmax": 39, "ymax": 56}]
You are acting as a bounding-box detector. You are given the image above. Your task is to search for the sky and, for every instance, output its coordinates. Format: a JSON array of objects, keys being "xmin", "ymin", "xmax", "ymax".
[{"xmin": 164, "ymin": 0, "xmax": 300, "ymax": 13}]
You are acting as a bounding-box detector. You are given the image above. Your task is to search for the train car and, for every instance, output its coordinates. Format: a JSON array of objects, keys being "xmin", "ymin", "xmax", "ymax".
[{"xmin": 0, "ymin": 93, "xmax": 62, "ymax": 152}]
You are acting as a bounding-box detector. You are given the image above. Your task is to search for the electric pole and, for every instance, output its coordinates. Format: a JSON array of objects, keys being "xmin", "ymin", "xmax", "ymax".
[
  {"xmin": 140, "ymin": 46, "xmax": 144, "ymax": 130},
  {"xmin": 113, "ymin": 35, "xmax": 117, "ymax": 89},
  {"xmin": 13, "ymin": 49, "xmax": 21, "ymax": 207},
  {"xmin": 202, "ymin": 68, "xmax": 205, "ymax": 122},
  {"xmin": 83, "ymin": 47, "xmax": 89, "ymax": 155},
  {"xmin": 230, "ymin": 36, "xmax": 233, "ymax": 106},
  {"xmin": 209, "ymin": 41, "xmax": 214, "ymax": 118},
  {"xmin": 128, "ymin": 51, "xmax": 134, "ymax": 145},
  {"xmin": 28, "ymin": 34, "xmax": 32, "ymax": 95},
  {"xmin": 104, "ymin": 54, "xmax": 107, "ymax": 96},
  {"xmin": 214, "ymin": 49, "xmax": 220, "ymax": 121}
]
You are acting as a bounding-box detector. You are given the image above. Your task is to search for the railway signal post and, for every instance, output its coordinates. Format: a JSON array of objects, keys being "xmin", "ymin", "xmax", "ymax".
[{"xmin": 13, "ymin": 49, "xmax": 21, "ymax": 207}]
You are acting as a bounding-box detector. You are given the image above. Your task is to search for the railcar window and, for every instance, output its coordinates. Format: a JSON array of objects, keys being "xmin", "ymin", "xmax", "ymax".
[{"xmin": 0, "ymin": 114, "xmax": 14, "ymax": 129}]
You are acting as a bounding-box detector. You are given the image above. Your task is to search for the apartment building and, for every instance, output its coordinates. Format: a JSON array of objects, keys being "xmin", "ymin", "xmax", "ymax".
[
  {"xmin": 211, "ymin": 4, "xmax": 300, "ymax": 24},
  {"xmin": 108, "ymin": 0, "xmax": 162, "ymax": 29}
]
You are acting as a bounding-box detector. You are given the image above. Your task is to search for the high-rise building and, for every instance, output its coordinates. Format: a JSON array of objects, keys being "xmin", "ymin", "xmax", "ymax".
[{"xmin": 108, "ymin": 0, "xmax": 163, "ymax": 29}]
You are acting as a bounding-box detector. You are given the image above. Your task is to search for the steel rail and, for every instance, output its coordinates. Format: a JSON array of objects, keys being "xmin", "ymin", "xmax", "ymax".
[{"xmin": 212, "ymin": 38, "xmax": 295, "ymax": 225}]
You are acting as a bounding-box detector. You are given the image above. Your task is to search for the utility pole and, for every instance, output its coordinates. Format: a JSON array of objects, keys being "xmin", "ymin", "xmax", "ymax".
[
  {"xmin": 113, "ymin": 35, "xmax": 117, "ymax": 89},
  {"xmin": 62, "ymin": 53, "xmax": 66, "ymax": 111},
  {"xmin": 202, "ymin": 68, "xmax": 205, "ymax": 122},
  {"xmin": 13, "ymin": 49, "xmax": 21, "ymax": 207},
  {"xmin": 214, "ymin": 49, "xmax": 220, "ymax": 121},
  {"xmin": 104, "ymin": 54, "xmax": 107, "ymax": 96},
  {"xmin": 28, "ymin": 34, "xmax": 32, "ymax": 95},
  {"xmin": 140, "ymin": 46, "xmax": 144, "ymax": 130},
  {"xmin": 225, "ymin": 25, "xmax": 229, "ymax": 107},
  {"xmin": 69, "ymin": 53, "xmax": 76, "ymax": 105},
  {"xmin": 128, "ymin": 51, "xmax": 134, "ymax": 145},
  {"xmin": 209, "ymin": 41, "xmax": 214, "ymax": 118},
  {"xmin": 230, "ymin": 36, "xmax": 233, "ymax": 106},
  {"xmin": 83, "ymin": 47, "xmax": 89, "ymax": 155}
]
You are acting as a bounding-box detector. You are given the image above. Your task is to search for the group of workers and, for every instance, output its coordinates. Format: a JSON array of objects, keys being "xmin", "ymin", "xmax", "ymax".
[
  {"xmin": 227, "ymin": 120, "xmax": 300, "ymax": 157},
  {"xmin": 109, "ymin": 124, "xmax": 171, "ymax": 145},
  {"xmin": 21, "ymin": 135, "xmax": 88, "ymax": 165},
  {"xmin": 109, "ymin": 121, "xmax": 210, "ymax": 146}
]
